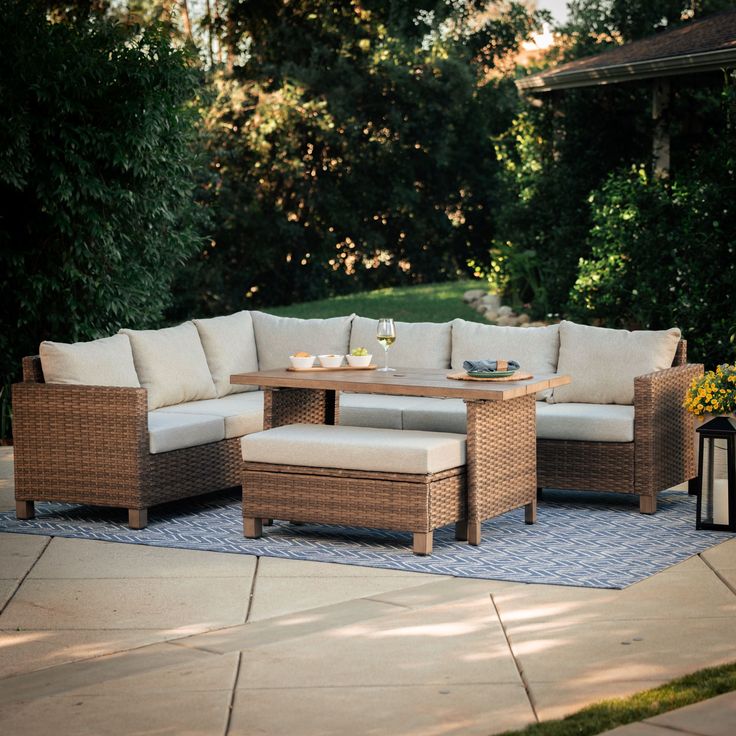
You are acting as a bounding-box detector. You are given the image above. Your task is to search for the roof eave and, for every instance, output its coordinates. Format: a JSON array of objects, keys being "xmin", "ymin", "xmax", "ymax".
[{"xmin": 516, "ymin": 46, "xmax": 736, "ymax": 93}]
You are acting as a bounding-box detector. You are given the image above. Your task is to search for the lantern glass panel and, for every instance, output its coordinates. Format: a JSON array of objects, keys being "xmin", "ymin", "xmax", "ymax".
[{"xmin": 700, "ymin": 435, "xmax": 731, "ymax": 527}]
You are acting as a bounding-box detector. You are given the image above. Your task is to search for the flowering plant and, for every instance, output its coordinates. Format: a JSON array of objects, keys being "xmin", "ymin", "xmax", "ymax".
[{"xmin": 683, "ymin": 364, "xmax": 736, "ymax": 418}]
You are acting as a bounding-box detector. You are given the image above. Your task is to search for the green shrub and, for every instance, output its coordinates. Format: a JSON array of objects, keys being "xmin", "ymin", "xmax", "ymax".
[
  {"xmin": 569, "ymin": 164, "xmax": 736, "ymax": 365},
  {"xmin": 0, "ymin": 3, "xmax": 206, "ymax": 436}
]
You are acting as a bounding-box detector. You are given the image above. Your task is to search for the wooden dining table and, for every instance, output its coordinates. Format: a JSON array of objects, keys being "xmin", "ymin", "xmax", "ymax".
[{"xmin": 231, "ymin": 367, "xmax": 571, "ymax": 545}]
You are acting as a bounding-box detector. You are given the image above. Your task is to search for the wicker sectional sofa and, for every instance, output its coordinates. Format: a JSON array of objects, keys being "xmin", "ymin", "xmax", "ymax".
[{"xmin": 13, "ymin": 311, "xmax": 703, "ymax": 527}]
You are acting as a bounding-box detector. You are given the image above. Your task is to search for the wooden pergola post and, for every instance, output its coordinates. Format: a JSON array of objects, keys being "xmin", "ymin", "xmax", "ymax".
[{"xmin": 652, "ymin": 79, "xmax": 671, "ymax": 178}]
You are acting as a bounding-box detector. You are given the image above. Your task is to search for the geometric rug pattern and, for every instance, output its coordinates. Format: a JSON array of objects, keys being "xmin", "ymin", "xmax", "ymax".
[{"xmin": 0, "ymin": 489, "xmax": 729, "ymax": 589}]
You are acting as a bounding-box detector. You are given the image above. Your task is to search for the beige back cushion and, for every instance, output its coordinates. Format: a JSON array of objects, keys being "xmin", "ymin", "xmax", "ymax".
[
  {"xmin": 251, "ymin": 311, "xmax": 353, "ymax": 370},
  {"xmin": 193, "ymin": 311, "xmax": 259, "ymax": 397},
  {"xmin": 549, "ymin": 320, "xmax": 681, "ymax": 405},
  {"xmin": 120, "ymin": 323, "xmax": 217, "ymax": 410},
  {"xmin": 349, "ymin": 317, "xmax": 452, "ymax": 369},
  {"xmin": 451, "ymin": 320, "xmax": 560, "ymax": 398},
  {"xmin": 40, "ymin": 334, "xmax": 141, "ymax": 388}
]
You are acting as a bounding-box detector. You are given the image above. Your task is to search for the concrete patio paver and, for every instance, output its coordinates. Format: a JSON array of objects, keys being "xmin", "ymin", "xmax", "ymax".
[{"xmin": 229, "ymin": 683, "xmax": 534, "ymax": 736}]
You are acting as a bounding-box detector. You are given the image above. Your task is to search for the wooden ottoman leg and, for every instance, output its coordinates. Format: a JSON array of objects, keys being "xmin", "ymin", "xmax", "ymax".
[
  {"xmin": 16, "ymin": 500, "xmax": 34, "ymax": 520},
  {"xmin": 454, "ymin": 520, "xmax": 468, "ymax": 542},
  {"xmin": 244, "ymin": 517, "xmax": 263, "ymax": 538},
  {"xmin": 525, "ymin": 499, "xmax": 537, "ymax": 525},
  {"xmin": 128, "ymin": 508, "xmax": 148, "ymax": 529},
  {"xmin": 639, "ymin": 495, "xmax": 657, "ymax": 514},
  {"xmin": 413, "ymin": 532, "xmax": 433, "ymax": 556}
]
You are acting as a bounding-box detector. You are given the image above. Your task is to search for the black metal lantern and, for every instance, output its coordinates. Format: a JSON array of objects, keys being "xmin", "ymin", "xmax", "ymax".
[{"xmin": 695, "ymin": 415, "xmax": 736, "ymax": 532}]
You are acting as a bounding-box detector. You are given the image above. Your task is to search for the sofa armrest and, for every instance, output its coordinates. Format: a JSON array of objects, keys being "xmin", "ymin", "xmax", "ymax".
[
  {"xmin": 633, "ymin": 363, "xmax": 704, "ymax": 495},
  {"xmin": 12, "ymin": 383, "xmax": 150, "ymax": 503}
]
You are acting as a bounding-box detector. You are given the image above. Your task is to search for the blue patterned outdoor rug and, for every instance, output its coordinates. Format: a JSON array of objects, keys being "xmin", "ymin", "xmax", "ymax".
[{"xmin": 0, "ymin": 489, "xmax": 729, "ymax": 589}]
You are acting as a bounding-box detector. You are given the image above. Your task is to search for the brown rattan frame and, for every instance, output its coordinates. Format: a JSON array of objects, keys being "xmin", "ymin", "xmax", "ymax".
[
  {"xmin": 242, "ymin": 461, "xmax": 467, "ymax": 555},
  {"xmin": 13, "ymin": 356, "xmax": 242, "ymax": 529},
  {"xmin": 537, "ymin": 340, "xmax": 704, "ymax": 513}
]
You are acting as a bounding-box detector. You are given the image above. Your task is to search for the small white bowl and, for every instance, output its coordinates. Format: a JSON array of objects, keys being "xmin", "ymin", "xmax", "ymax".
[
  {"xmin": 346, "ymin": 354, "xmax": 372, "ymax": 368},
  {"xmin": 289, "ymin": 355, "xmax": 316, "ymax": 369},
  {"xmin": 318, "ymin": 354, "xmax": 344, "ymax": 368}
]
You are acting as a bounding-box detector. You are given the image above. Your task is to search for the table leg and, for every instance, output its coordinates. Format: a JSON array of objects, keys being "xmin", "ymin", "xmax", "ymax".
[
  {"xmin": 264, "ymin": 388, "xmax": 339, "ymax": 429},
  {"xmin": 465, "ymin": 394, "xmax": 537, "ymax": 545}
]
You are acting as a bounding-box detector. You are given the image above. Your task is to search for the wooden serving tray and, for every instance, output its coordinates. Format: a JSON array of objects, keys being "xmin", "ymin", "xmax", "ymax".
[
  {"xmin": 447, "ymin": 371, "xmax": 533, "ymax": 382},
  {"xmin": 286, "ymin": 364, "xmax": 378, "ymax": 372}
]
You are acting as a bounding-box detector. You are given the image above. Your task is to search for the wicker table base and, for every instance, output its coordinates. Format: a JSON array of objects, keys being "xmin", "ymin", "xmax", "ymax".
[{"xmin": 465, "ymin": 394, "xmax": 537, "ymax": 545}]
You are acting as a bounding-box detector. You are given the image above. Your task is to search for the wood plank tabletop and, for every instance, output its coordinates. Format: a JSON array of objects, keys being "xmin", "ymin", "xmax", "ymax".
[{"xmin": 231, "ymin": 367, "xmax": 571, "ymax": 401}]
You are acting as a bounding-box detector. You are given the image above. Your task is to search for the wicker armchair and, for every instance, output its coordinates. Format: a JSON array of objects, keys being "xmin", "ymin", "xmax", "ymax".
[
  {"xmin": 12, "ymin": 356, "xmax": 242, "ymax": 528},
  {"xmin": 537, "ymin": 340, "xmax": 704, "ymax": 513}
]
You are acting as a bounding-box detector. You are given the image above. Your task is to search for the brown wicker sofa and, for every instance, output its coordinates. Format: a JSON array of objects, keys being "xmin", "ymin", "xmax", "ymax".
[{"xmin": 13, "ymin": 312, "xmax": 702, "ymax": 527}]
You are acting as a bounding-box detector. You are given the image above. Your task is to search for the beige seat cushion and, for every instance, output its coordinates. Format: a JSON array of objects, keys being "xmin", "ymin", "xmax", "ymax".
[
  {"xmin": 121, "ymin": 323, "xmax": 217, "ymax": 410},
  {"xmin": 402, "ymin": 398, "xmax": 467, "ymax": 434},
  {"xmin": 152, "ymin": 392, "xmax": 264, "ymax": 439},
  {"xmin": 338, "ymin": 393, "xmax": 448, "ymax": 430},
  {"xmin": 40, "ymin": 334, "xmax": 140, "ymax": 388},
  {"xmin": 193, "ymin": 312, "xmax": 259, "ymax": 397},
  {"xmin": 251, "ymin": 312, "xmax": 353, "ymax": 370},
  {"xmin": 550, "ymin": 321, "xmax": 681, "ymax": 405},
  {"xmin": 402, "ymin": 397, "xmax": 635, "ymax": 442},
  {"xmin": 349, "ymin": 317, "xmax": 451, "ymax": 369},
  {"xmin": 148, "ymin": 412, "xmax": 225, "ymax": 454},
  {"xmin": 451, "ymin": 319, "xmax": 560, "ymax": 398},
  {"xmin": 536, "ymin": 402, "xmax": 635, "ymax": 442},
  {"xmin": 241, "ymin": 424, "xmax": 466, "ymax": 474}
]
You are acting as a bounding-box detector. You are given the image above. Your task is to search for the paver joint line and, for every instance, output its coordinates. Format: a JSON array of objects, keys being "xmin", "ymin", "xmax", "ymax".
[
  {"xmin": 224, "ymin": 650, "xmax": 242, "ymax": 736},
  {"xmin": 0, "ymin": 535, "xmax": 51, "ymax": 616},
  {"xmin": 245, "ymin": 557, "xmax": 260, "ymax": 624},
  {"xmin": 699, "ymin": 552, "xmax": 736, "ymax": 597},
  {"xmin": 490, "ymin": 592, "xmax": 540, "ymax": 724}
]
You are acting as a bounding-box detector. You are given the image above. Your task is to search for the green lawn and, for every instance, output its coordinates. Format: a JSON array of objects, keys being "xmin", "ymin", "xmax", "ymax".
[
  {"xmin": 500, "ymin": 661, "xmax": 736, "ymax": 736},
  {"xmin": 265, "ymin": 280, "xmax": 488, "ymax": 323}
]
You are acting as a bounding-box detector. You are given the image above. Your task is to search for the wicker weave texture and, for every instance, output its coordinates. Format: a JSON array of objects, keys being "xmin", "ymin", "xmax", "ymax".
[
  {"xmin": 537, "ymin": 440, "xmax": 635, "ymax": 492},
  {"xmin": 264, "ymin": 388, "xmax": 338, "ymax": 429},
  {"xmin": 242, "ymin": 463, "xmax": 465, "ymax": 533},
  {"xmin": 13, "ymin": 361, "xmax": 241, "ymax": 514},
  {"xmin": 465, "ymin": 394, "xmax": 536, "ymax": 524},
  {"xmin": 634, "ymin": 362, "xmax": 703, "ymax": 496}
]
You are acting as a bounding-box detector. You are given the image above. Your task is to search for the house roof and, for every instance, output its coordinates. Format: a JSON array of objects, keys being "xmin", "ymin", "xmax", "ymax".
[{"xmin": 517, "ymin": 7, "xmax": 736, "ymax": 93}]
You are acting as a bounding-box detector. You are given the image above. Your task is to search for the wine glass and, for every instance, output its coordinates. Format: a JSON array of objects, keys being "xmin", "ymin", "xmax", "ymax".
[{"xmin": 376, "ymin": 318, "xmax": 396, "ymax": 372}]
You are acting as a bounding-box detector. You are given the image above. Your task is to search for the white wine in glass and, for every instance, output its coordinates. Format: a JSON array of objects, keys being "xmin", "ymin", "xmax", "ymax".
[{"xmin": 376, "ymin": 318, "xmax": 396, "ymax": 372}]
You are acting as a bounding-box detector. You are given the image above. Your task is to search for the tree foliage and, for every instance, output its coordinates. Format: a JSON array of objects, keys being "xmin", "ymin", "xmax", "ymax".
[
  {"xmin": 0, "ymin": 2, "xmax": 206, "ymax": 409},
  {"xmin": 179, "ymin": 0, "xmax": 540, "ymax": 314},
  {"xmin": 490, "ymin": 1, "xmax": 736, "ymax": 362}
]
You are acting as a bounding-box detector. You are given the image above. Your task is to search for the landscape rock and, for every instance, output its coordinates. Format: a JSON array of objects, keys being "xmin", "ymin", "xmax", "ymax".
[
  {"xmin": 480, "ymin": 294, "xmax": 501, "ymax": 310},
  {"xmin": 497, "ymin": 305, "xmax": 513, "ymax": 317},
  {"xmin": 463, "ymin": 289, "xmax": 486, "ymax": 303},
  {"xmin": 517, "ymin": 313, "xmax": 530, "ymax": 325}
]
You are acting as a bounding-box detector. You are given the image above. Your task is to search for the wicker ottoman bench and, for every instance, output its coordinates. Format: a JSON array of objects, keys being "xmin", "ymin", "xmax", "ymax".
[{"xmin": 240, "ymin": 423, "xmax": 467, "ymax": 555}]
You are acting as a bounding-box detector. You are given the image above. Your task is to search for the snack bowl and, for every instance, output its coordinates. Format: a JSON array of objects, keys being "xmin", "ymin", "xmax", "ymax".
[
  {"xmin": 346, "ymin": 353, "xmax": 372, "ymax": 368},
  {"xmin": 289, "ymin": 354, "xmax": 316, "ymax": 369},
  {"xmin": 318, "ymin": 354, "xmax": 344, "ymax": 368}
]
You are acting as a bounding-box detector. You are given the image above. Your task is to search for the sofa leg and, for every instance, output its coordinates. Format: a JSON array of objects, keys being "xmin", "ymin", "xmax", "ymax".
[
  {"xmin": 688, "ymin": 478, "xmax": 698, "ymax": 496},
  {"xmin": 244, "ymin": 517, "xmax": 263, "ymax": 538},
  {"xmin": 468, "ymin": 520, "xmax": 481, "ymax": 546},
  {"xmin": 454, "ymin": 520, "xmax": 468, "ymax": 542},
  {"xmin": 16, "ymin": 500, "xmax": 35, "ymax": 520},
  {"xmin": 413, "ymin": 532, "xmax": 433, "ymax": 556},
  {"xmin": 525, "ymin": 499, "xmax": 537, "ymax": 525},
  {"xmin": 128, "ymin": 508, "xmax": 148, "ymax": 529},
  {"xmin": 639, "ymin": 496, "xmax": 657, "ymax": 514}
]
